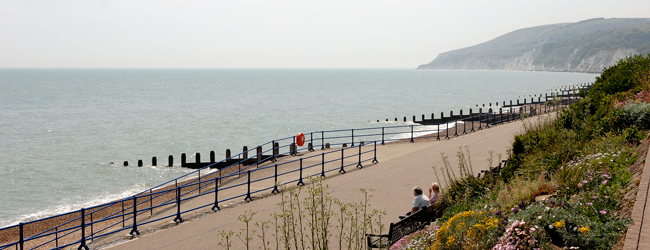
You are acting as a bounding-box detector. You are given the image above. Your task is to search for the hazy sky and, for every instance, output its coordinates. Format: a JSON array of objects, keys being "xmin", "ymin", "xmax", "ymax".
[{"xmin": 1, "ymin": 0, "xmax": 649, "ymax": 68}]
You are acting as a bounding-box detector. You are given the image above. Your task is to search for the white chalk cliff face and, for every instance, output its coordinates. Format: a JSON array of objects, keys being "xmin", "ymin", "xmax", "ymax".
[
  {"xmin": 419, "ymin": 48, "xmax": 639, "ymax": 73},
  {"xmin": 417, "ymin": 18, "xmax": 650, "ymax": 73}
]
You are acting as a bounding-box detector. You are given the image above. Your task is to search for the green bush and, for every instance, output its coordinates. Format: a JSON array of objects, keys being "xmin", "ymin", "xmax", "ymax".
[
  {"xmin": 620, "ymin": 102, "xmax": 650, "ymax": 129},
  {"xmin": 589, "ymin": 54, "xmax": 650, "ymax": 99}
]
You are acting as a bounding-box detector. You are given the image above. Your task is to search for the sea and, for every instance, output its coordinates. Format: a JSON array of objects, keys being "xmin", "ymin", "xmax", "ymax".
[{"xmin": 0, "ymin": 69, "xmax": 598, "ymax": 227}]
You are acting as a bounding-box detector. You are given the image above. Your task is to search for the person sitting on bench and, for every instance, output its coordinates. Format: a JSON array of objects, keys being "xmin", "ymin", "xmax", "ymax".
[
  {"xmin": 429, "ymin": 182, "xmax": 440, "ymax": 204},
  {"xmin": 402, "ymin": 186, "xmax": 429, "ymax": 218}
]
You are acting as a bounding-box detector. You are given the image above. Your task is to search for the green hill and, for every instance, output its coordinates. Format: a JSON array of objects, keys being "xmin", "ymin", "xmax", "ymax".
[{"xmin": 417, "ymin": 18, "xmax": 650, "ymax": 73}]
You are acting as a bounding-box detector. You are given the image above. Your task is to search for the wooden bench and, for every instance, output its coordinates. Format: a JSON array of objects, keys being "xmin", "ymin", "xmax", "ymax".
[{"xmin": 366, "ymin": 203, "xmax": 443, "ymax": 249}]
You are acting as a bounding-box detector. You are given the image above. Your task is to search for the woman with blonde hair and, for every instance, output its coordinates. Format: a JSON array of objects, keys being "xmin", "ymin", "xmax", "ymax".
[{"xmin": 429, "ymin": 182, "xmax": 440, "ymax": 204}]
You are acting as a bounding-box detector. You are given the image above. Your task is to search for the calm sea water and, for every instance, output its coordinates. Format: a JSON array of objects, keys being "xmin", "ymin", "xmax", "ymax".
[{"xmin": 0, "ymin": 69, "xmax": 597, "ymax": 226}]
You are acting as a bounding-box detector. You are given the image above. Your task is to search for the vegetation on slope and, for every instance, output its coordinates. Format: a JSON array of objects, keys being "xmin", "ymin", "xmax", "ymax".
[{"xmin": 396, "ymin": 55, "xmax": 650, "ymax": 250}]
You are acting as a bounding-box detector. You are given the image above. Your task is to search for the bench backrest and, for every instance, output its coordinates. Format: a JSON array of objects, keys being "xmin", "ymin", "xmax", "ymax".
[{"xmin": 387, "ymin": 208, "xmax": 428, "ymax": 244}]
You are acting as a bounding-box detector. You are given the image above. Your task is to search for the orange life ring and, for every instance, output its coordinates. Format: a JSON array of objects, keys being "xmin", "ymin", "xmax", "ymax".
[{"xmin": 296, "ymin": 133, "xmax": 305, "ymax": 147}]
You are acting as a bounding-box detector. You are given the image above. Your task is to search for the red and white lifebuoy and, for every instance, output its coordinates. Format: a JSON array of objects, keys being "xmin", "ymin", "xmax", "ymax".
[{"xmin": 296, "ymin": 133, "xmax": 306, "ymax": 147}]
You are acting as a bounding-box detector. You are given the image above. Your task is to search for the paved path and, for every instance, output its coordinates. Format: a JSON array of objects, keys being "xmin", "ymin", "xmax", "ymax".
[{"xmin": 91, "ymin": 116, "xmax": 539, "ymax": 250}]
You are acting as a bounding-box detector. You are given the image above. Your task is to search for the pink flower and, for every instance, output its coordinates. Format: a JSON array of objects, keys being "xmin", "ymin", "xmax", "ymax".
[
  {"xmin": 588, "ymin": 177, "xmax": 593, "ymax": 181},
  {"xmin": 577, "ymin": 183, "xmax": 582, "ymax": 188},
  {"xmin": 530, "ymin": 227, "xmax": 536, "ymax": 232},
  {"xmin": 592, "ymin": 196, "xmax": 599, "ymax": 199},
  {"xmin": 586, "ymin": 202, "xmax": 593, "ymax": 206},
  {"xmin": 600, "ymin": 210, "xmax": 607, "ymax": 214},
  {"xmin": 602, "ymin": 180, "xmax": 608, "ymax": 184},
  {"xmin": 582, "ymin": 180, "xmax": 588, "ymax": 184}
]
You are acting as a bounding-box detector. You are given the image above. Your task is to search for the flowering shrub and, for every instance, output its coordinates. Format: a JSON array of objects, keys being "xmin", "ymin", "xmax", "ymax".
[
  {"xmin": 432, "ymin": 210, "xmax": 499, "ymax": 249},
  {"xmin": 508, "ymin": 202, "xmax": 630, "ymax": 249},
  {"xmin": 617, "ymin": 89, "xmax": 650, "ymax": 107},
  {"xmin": 390, "ymin": 225, "xmax": 439, "ymax": 250},
  {"xmin": 492, "ymin": 221, "xmax": 542, "ymax": 250}
]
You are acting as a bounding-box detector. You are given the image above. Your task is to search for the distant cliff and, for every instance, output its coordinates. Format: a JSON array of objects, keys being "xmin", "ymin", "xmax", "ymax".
[{"xmin": 418, "ymin": 18, "xmax": 650, "ymax": 73}]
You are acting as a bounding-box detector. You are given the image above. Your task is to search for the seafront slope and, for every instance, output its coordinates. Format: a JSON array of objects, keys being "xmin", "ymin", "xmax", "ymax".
[{"xmin": 94, "ymin": 114, "xmax": 546, "ymax": 250}]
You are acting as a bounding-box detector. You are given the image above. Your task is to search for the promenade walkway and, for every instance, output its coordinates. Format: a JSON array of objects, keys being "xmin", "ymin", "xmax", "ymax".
[{"xmin": 92, "ymin": 115, "xmax": 534, "ymax": 250}]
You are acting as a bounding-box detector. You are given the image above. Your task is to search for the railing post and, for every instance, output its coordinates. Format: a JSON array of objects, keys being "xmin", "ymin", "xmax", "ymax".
[
  {"xmin": 445, "ymin": 121, "xmax": 450, "ymax": 140},
  {"xmin": 272, "ymin": 164, "xmax": 280, "ymax": 193},
  {"xmin": 461, "ymin": 110, "xmax": 467, "ymax": 134},
  {"xmin": 470, "ymin": 109, "xmax": 475, "ymax": 132},
  {"xmin": 321, "ymin": 131, "xmax": 325, "ymax": 150},
  {"xmin": 499, "ymin": 108, "xmax": 503, "ymax": 124},
  {"xmin": 256, "ymin": 146, "xmax": 261, "ymax": 167},
  {"xmin": 351, "ymin": 129, "xmax": 355, "ymax": 147},
  {"xmin": 129, "ymin": 196, "xmax": 140, "ymax": 236},
  {"xmin": 321, "ymin": 153, "xmax": 326, "ymax": 177},
  {"xmin": 212, "ymin": 177, "xmax": 221, "ymax": 211},
  {"xmin": 356, "ymin": 144, "xmax": 363, "ymax": 169},
  {"xmin": 436, "ymin": 121, "xmax": 440, "ymax": 140},
  {"xmin": 55, "ymin": 226, "xmax": 59, "ymax": 248},
  {"xmin": 339, "ymin": 149, "xmax": 346, "ymax": 174},
  {"xmin": 18, "ymin": 223, "xmax": 23, "ymax": 250},
  {"xmin": 271, "ymin": 140, "xmax": 276, "ymax": 162},
  {"xmin": 381, "ymin": 127, "xmax": 385, "ymax": 145},
  {"xmin": 245, "ymin": 170, "xmax": 253, "ymax": 201},
  {"xmin": 486, "ymin": 109, "xmax": 491, "ymax": 128},
  {"xmin": 198, "ymin": 170, "xmax": 202, "ymax": 194},
  {"xmin": 410, "ymin": 125, "xmax": 414, "ymax": 143},
  {"xmin": 297, "ymin": 159, "xmax": 305, "ymax": 185},
  {"xmin": 478, "ymin": 108, "xmax": 483, "ymax": 130},
  {"xmin": 173, "ymin": 188, "xmax": 183, "ymax": 223},
  {"xmin": 309, "ymin": 133, "xmax": 314, "ymax": 151},
  {"xmin": 372, "ymin": 141, "xmax": 379, "ymax": 163}
]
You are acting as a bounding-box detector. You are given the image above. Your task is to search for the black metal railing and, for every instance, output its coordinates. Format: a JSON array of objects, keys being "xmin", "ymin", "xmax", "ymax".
[{"xmin": 0, "ymin": 83, "xmax": 588, "ymax": 250}]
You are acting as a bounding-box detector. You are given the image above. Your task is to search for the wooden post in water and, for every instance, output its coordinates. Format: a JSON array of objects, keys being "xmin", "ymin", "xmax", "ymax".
[
  {"xmin": 243, "ymin": 146, "xmax": 248, "ymax": 159},
  {"xmin": 138, "ymin": 160, "xmax": 143, "ymax": 167},
  {"xmin": 257, "ymin": 146, "xmax": 262, "ymax": 162},
  {"xmin": 226, "ymin": 149, "xmax": 231, "ymax": 159},
  {"xmin": 168, "ymin": 155, "xmax": 173, "ymax": 167},
  {"xmin": 210, "ymin": 151, "xmax": 215, "ymax": 163},
  {"xmin": 123, "ymin": 161, "xmax": 128, "ymax": 167},
  {"xmin": 152, "ymin": 157, "xmax": 157, "ymax": 166},
  {"xmin": 196, "ymin": 153, "xmax": 201, "ymax": 164},
  {"xmin": 181, "ymin": 153, "xmax": 186, "ymax": 166}
]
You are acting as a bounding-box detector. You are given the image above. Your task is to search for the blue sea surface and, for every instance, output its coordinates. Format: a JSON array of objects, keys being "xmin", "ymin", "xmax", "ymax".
[{"xmin": 0, "ymin": 69, "xmax": 597, "ymax": 226}]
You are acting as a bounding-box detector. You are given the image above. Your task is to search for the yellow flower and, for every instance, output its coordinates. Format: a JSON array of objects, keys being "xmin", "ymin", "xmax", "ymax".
[
  {"xmin": 554, "ymin": 221, "xmax": 565, "ymax": 228},
  {"xmin": 578, "ymin": 226, "xmax": 590, "ymax": 234}
]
